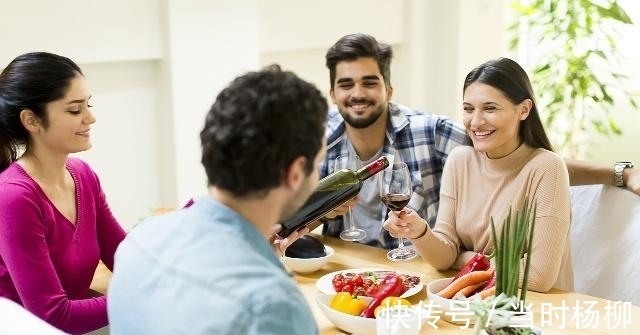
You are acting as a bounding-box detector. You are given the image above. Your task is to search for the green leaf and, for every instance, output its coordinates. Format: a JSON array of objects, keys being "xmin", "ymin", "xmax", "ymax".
[{"xmin": 600, "ymin": 2, "xmax": 634, "ymax": 24}]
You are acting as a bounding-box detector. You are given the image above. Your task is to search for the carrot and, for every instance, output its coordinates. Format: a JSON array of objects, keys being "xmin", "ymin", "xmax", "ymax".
[
  {"xmin": 436, "ymin": 270, "xmax": 492, "ymax": 299},
  {"xmin": 456, "ymin": 280, "xmax": 487, "ymax": 298},
  {"xmin": 475, "ymin": 286, "xmax": 496, "ymax": 300}
]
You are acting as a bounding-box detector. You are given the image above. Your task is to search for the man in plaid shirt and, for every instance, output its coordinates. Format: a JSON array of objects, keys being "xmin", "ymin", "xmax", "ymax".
[
  {"xmin": 318, "ymin": 33, "xmax": 469, "ymax": 249},
  {"xmin": 318, "ymin": 33, "xmax": 640, "ymax": 249}
]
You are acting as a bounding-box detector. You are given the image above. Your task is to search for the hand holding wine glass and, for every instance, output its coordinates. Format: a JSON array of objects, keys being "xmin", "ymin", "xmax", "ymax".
[
  {"xmin": 379, "ymin": 161, "xmax": 418, "ymax": 261},
  {"xmin": 334, "ymin": 154, "xmax": 367, "ymax": 242}
]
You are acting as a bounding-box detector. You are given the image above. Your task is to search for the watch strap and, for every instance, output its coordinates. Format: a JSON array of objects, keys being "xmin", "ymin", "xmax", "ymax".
[{"xmin": 614, "ymin": 161, "xmax": 634, "ymax": 187}]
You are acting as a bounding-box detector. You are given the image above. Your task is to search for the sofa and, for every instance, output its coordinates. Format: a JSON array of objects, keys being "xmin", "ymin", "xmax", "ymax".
[{"xmin": 570, "ymin": 185, "xmax": 640, "ymax": 306}]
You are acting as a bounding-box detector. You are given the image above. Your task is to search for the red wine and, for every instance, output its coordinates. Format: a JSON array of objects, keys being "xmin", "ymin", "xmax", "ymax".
[
  {"xmin": 278, "ymin": 156, "xmax": 389, "ymax": 237},
  {"xmin": 380, "ymin": 193, "xmax": 411, "ymax": 211}
]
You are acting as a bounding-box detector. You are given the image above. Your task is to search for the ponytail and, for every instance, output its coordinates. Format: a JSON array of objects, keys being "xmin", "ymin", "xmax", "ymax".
[{"xmin": 0, "ymin": 96, "xmax": 18, "ymax": 173}]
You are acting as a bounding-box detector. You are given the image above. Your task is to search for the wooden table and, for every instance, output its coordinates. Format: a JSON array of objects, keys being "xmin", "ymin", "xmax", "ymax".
[
  {"xmin": 93, "ymin": 235, "xmax": 639, "ymax": 334},
  {"xmin": 296, "ymin": 235, "xmax": 640, "ymax": 335}
]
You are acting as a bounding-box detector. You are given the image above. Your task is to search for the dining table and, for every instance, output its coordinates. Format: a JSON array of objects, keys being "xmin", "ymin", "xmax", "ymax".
[{"xmin": 92, "ymin": 234, "xmax": 640, "ymax": 334}]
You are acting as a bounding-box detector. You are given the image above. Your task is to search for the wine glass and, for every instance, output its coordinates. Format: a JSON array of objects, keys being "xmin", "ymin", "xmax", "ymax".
[
  {"xmin": 334, "ymin": 154, "xmax": 367, "ymax": 242},
  {"xmin": 379, "ymin": 161, "xmax": 418, "ymax": 261}
]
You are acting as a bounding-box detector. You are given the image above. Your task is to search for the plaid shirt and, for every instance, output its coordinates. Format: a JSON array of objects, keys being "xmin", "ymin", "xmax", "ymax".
[{"xmin": 320, "ymin": 103, "xmax": 470, "ymax": 249}]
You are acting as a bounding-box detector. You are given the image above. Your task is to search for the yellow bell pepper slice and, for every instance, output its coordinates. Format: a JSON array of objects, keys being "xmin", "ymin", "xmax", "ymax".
[{"xmin": 329, "ymin": 292, "xmax": 368, "ymax": 316}]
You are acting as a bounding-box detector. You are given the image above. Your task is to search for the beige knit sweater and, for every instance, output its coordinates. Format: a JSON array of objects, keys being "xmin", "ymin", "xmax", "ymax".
[{"xmin": 412, "ymin": 144, "xmax": 573, "ymax": 292}]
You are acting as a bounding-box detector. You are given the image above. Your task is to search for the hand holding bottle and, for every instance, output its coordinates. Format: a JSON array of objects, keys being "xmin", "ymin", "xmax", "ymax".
[
  {"xmin": 269, "ymin": 224, "xmax": 310, "ymax": 258},
  {"xmin": 277, "ymin": 156, "xmax": 389, "ymax": 237},
  {"xmin": 322, "ymin": 196, "xmax": 359, "ymax": 219},
  {"xmin": 382, "ymin": 209, "xmax": 428, "ymax": 239}
]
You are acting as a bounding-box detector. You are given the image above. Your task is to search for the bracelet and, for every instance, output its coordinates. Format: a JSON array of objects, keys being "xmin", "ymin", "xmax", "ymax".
[{"xmin": 413, "ymin": 223, "xmax": 429, "ymax": 239}]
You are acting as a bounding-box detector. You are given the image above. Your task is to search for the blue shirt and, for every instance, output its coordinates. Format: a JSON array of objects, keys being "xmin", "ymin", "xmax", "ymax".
[
  {"xmin": 108, "ymin": 197, "xmax": 317, "ymax": 335},
  {"xmin": 320, "ymin": 103, "xmax": 470, "ymax": 249}
]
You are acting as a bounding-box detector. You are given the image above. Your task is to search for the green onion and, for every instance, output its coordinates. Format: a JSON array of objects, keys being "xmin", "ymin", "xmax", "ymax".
[{"xmin": 489, "ymin": 197, "xmax": 537, "ymax": 303}]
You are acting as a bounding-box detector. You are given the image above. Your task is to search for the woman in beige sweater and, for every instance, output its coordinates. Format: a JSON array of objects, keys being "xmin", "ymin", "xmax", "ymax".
[{"xmin": 383, "ymin": 57, "xmax": 572, "ymax": 292}]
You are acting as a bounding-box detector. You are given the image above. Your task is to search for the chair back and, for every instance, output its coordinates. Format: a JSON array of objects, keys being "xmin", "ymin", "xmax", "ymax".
[{"xmin": 570, "ymin": 185, "xmax": 640, "ymax": 306}]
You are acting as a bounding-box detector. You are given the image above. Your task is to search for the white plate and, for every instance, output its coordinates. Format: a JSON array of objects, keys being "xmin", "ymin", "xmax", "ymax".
[{"xmin": 316, "ymin": 268, "xmax": 423, "ymax": 298}]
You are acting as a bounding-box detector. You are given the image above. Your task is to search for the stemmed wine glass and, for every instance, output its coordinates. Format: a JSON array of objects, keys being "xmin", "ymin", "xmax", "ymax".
[
  {"xmin": 334, "ymin": 154, "xmax": 367, "ymax": 242},
  {"xmin": 379, "ymin": 161, "xmax": 418, "ymax": 261}
]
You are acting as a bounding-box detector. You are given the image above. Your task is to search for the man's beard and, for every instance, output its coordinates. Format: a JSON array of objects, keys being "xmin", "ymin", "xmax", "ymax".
[{"xmin": 339, "ymin": 101, "xmax": 385, "ymax": 129}]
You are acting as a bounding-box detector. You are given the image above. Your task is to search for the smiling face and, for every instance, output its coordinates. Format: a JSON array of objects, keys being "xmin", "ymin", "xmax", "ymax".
[
  {"xmin": 329, "ymin": 57, "xmax": 392, "ymax": 129},
  {"xmin": 462, "ymin": 82, "xmax": 532, "ymax": 159},
  {"xmin": 25, "ymin": 74, "xmax": 96, "ymax": 155}
]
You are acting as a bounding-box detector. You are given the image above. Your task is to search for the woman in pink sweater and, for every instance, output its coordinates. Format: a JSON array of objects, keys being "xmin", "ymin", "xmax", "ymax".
[
  {"xmin": 384, "ymin": 57, "xmax": 572, "ymax": 292},
  {"xmin": 0, "ymin": 52, "xmax": 126, "ymax": 334}
]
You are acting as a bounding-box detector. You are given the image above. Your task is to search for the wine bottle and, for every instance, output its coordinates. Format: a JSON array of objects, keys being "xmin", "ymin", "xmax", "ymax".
[{"xmin": 277, "ymin": 156, "xmax": 389, "ymax": 237}]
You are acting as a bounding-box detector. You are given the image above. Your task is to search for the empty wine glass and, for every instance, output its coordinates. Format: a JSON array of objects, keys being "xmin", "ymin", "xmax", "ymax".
[
  {"xmin": 334, "ymin": 154, "xmax": 367, "ymax": 242},
  {"xmin": 379, "ymin": 161, "xmax": 418, "ymax": 261}
]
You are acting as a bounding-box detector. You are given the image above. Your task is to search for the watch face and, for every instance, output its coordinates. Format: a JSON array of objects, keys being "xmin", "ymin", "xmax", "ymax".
[{"xmin": 616, "ymin": 161, "xmax": 634, "ymax": 168}]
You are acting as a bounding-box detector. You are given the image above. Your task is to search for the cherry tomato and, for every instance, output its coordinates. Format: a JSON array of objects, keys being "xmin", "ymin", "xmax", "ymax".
[
  {"xmin": 364, "ymin": 279, "xmax": 374, "ymax": 287},
  {"xmin": 341, "ymin": 284, "xmax": 354, "ymax": 294},
  {"xmin": 352, "ymin": 275, "xmax": 364, "ymax": 286},
  {"xmin": 333, "ymin": 280, "xmax": 344, "ymax": 292},
  {"xmin": 365, "ymin": 285, "xmax": 378, "ymax": 297},
  {"xmin": 353, "ymin": 287, "xmax": 365, "ymax": 297}
]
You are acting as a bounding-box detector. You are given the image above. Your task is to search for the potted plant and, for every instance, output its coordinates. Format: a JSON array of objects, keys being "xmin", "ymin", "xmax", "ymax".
[
  {"xmin": 507, "ymin": 0, "xmax": 638, "ymax": 158},
  {"xmin": 469, "ymin": 197, "xmax": 541, "ymax": 335}
]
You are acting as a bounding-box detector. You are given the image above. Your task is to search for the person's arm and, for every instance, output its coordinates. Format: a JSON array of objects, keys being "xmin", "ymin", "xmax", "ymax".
[
  {"xmin": 93, "ymin": 176, "xmax": 126, "ymax": 271},
  {"xmin": 406, "ymin": 196, "xmax": 461, "ymax": 270},
  {"xmin": 384, "ymin": 148, "xmax": 464, "ymax": 270},
  {"xmin": 565, "ymin": 158, "xmax": 640, "ymax": 195},
  {"xmin": 0, "ymin": 189, "xmax": 108, "ymax": 334}
]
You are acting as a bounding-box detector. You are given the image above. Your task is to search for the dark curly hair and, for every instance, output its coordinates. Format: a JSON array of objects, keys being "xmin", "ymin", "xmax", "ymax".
[
  {"xmin": 325, "ymin": 33, "xmax": 393, "ymax": 89},
  {"xmin": 200, "ymin": 65, "xmax": 327, "ymax": 197},
  {"xmin": 0, "ymin": 52, "xmax": 82, "ymax": 172}
]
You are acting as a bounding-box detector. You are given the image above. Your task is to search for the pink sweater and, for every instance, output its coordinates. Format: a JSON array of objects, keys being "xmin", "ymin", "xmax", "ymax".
[
  {"xmin": 413, "ymin": 144, "xmax": 573, "ymax": 292},
  {"xmin": 0, "ymin": 158, "xmax": 126, "ymax": 334}
]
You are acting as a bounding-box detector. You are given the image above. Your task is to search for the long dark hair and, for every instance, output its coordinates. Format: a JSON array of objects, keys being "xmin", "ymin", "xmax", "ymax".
[
  {"xmin": 0, "ymin": 52, "xmax": 82, "ymax": 172},
  {"xmin": 463, "ymin": 57, "xmax": 553, "ymax": 151}
]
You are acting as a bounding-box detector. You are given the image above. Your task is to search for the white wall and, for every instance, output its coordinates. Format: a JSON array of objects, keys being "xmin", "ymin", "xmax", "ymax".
[
  {"xmin": 1, "ymin": 0, "xmax": 638, "ymax": 228},
  {"xmin": 0, "ymin": 0, "xmax": 164, "ymax": 65},
  {"xmin": 164, "ymin": 0, "xmax": 260, "ymax": 204},
  {"xmin": 73, "ymin": 61, "xmax": 163, "ymax": 229}
]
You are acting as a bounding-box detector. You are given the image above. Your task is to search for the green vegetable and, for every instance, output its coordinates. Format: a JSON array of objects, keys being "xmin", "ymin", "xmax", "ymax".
[
  {"xmin": 490, "ymin": 196, "xmax": 537, "ymax": 303},
  {"xmin": 469, "ymin": 197, "xmax": 539, "ymax": 335}
]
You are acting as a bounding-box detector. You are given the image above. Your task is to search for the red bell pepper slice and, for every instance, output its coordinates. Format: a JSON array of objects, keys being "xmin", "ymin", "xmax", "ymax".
[
  {"xmin": 452, "ymin": 252, "xmax": 490, "ymax": 282},
  {"xmin": 360, "ymin": 274, "xmax": 405, "ymax": 318}
]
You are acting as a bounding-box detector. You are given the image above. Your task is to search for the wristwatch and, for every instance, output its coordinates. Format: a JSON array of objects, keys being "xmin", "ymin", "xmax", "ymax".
[{"xmin": 614, "ymin": 161, "xmax": 634, "ymax": 187}]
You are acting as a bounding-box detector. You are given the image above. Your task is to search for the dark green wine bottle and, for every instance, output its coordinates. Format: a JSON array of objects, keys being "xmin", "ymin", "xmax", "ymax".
[{"xmin": 278, "ymin": 156, "xmax": 389, "ymax": 237}]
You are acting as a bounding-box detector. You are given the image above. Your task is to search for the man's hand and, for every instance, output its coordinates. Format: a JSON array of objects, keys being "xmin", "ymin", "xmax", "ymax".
[
  {"xmin": 322, "ymin": 197, "xmax": 358, "ymax": 219},
  {"xmin": 269, "ymin": 224, "xmax": 310, "ymax": 258}
]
